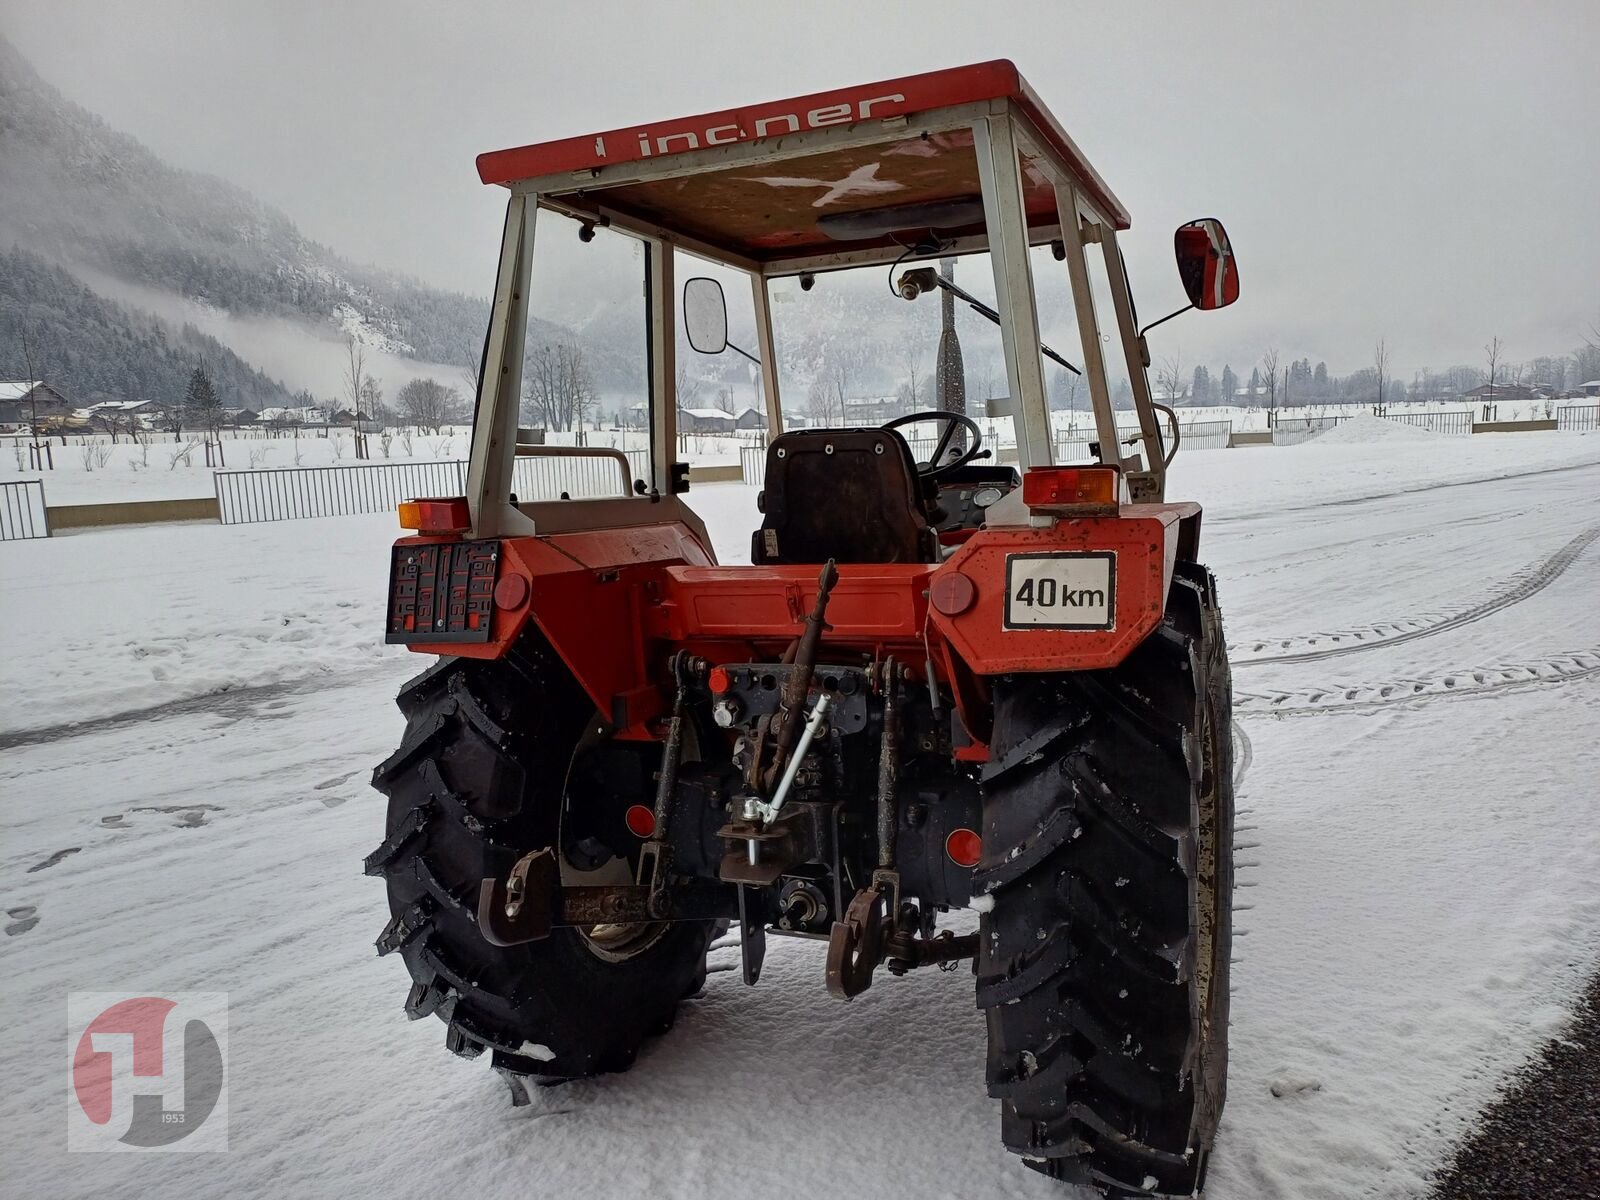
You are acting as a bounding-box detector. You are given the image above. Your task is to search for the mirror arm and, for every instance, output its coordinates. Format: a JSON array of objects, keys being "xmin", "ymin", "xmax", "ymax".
[
  {"xmin": 726, "ymin": 340, "xmax": 761, "ymax": 366},
  {"xmin": 1137, "ymin": 304, "xmax": 1193, "ymax": 340}
]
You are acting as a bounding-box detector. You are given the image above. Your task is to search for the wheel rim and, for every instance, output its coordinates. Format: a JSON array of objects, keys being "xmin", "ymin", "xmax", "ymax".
[{"xmin": 576, "ymin": 920, "xmax": 669, "ymax": 963}]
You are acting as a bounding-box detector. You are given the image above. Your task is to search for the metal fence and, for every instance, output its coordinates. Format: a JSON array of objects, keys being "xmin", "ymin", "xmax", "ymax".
[
  {"xmin": 1557, "ymin": 404, "xmax": 1600, "ymax": 433},
  {"xmin": 1055, "ymin": 418, "xmax": 1228, "ymax": 459},
  {"xmin": 214, "ymin": 460, "xmax": 465, "ymax": 524},
  {"xmin": 1272, "ymin": 415, "xmax": 1348, "ymax": 446},
  {"xmin": 0, "ymin": 479, "xmax": 50, "ymax": 541},
  {"xmin": 741, "ymin": 444, "xmax": 765, "ymax": 486},
  {"xmin": 1174, "ymin": 418, "xmax": 1234, "ymax": 450},
  {"xmin": 1385, "ymin": 409, "xmax": 1474, "ymax": 436},
  {"xmin": 214, "ymin": 450, "xmax": 647, "ymax": 525}
]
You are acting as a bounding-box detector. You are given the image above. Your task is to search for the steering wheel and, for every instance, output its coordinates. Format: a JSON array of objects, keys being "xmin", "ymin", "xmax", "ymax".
[{"xmin": 881, "ymin": 410, "xmax": 984, "ymax": 480}]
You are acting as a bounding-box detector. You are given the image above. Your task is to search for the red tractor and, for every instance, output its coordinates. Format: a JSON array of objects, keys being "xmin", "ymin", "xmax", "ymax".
[{"xmin": 369, "ymin": 61, "xmax": 1239, "ymax": 1198}]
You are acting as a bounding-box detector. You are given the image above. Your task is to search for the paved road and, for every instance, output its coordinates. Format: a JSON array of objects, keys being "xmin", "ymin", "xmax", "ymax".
[{"xmin": 1428, "ymin": 973, "xmax": 1600, "ymax": 1199}]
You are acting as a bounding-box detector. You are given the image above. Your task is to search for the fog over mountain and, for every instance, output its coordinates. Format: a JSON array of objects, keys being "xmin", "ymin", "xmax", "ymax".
[
  {"xmin": 3, "ymin": 7, "xmax": 1596, "ymax": 419},
  {"xmin": 0, "ymin": 36, "xmax": 643, "ymax": 408}
]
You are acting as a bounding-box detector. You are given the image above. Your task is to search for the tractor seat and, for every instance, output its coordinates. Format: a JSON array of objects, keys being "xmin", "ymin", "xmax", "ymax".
[{"xmin": 752, "ymin": 428, "xmax": 939, "ymax": 565}]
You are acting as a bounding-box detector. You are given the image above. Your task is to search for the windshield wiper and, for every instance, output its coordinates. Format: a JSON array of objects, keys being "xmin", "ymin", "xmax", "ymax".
[{"xmin": 897, "ymin": 267, "xmax": 1081, "ymax": 376}]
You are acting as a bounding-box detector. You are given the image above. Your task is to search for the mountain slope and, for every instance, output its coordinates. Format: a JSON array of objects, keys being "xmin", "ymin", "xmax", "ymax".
[
  {"xmin": 0, "ymin": 34, "xmax": 489, "ymax": 367},
  {"xmin": 0, "ymin": 248, "xmax": 294, "ymax": 410}
]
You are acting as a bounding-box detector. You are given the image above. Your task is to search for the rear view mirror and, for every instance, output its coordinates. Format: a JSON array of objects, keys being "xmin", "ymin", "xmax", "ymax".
[
  {"xmin": 683, "ymin": 277, "xmax": 728, "ymax": 354},
  {"xmin": 1174, "ymin": 218, "xmax": 1239, "ymax": 311}
]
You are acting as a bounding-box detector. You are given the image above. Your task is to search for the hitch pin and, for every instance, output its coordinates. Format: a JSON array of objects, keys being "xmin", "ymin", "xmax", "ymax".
[{"xmin": 747, "ymin": 692, "xmax": 832, "ymax": 864}]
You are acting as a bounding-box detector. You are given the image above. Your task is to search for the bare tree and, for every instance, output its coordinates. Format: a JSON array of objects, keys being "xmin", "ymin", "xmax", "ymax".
[
  {"xmin": 1260, "ymin": 348, "xmax": 1280, "ymax": 423},
  {"xmin": 1156, "ymin": 350, "xmax": 1185, "ymax": 403},
  {"xmin": 522, "ymin": 342, "xmax": 596, "ymax": 432},
  {"xmin": 714, "ymin": 385, "xmax": 736, "ymax": 414},
  {"xmin": 344, "ymin": 338, "xmax": 374, "ymax": 457},
  {"xmin": 1373, "ymin": 338, "xmax": 1390, "ymax": 412},
  {"xmin": 806, "ymin": 375, "xmax": 843, "ymax": 425},
  {"xmin": 1484, "ymin": 336, "xmax": 1503, "ymax": 410},
  {"xmin": 675, "ymin": 364, "xmax": 704, "ymax": 412},
  {"xmin": 16, "ymin": 318, "xmax": 55, "ymax": 469},
  {"xmin": 462, "ymin": 338, "xmax": 483, "ymax": 400},
  {"xmin": 396, "ymin": 378, "xmax": 457, "ymax": 434},
  {"xmin": 902, "ymin": 345, "xmax": 922, "ymax": 412}
]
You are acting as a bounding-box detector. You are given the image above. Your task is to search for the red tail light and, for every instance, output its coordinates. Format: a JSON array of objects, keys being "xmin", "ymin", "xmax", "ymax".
[
  {"xmin": 624, "ymin": 805, "xmax": 657, "ymax": 838},
  {"xmin": 945, "ymin": 827, "xmax": 982, "ymax": 868}
]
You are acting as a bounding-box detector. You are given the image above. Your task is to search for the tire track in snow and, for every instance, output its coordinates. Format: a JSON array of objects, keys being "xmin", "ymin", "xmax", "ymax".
[
  {"xmin": 1233, "ymin": 524, "xmax": 1600, "ymax": 669},
  {"xmin": 1234, "ymin": 650, "xmax": 1600, "ymax": 716},
  {"xmin": 1214, "ymin": 457, "xmax": 1600, "ymax": 526},
  {"xmin": 0, "ymin": 665, "xmax": 395, "ymax": 752}
]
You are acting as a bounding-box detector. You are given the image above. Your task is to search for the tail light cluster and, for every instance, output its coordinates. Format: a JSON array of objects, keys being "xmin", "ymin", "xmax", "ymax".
[
  {"xmin": 397, "ymin": 497, "xmax": 471, "ymax": 535},
  {"xmin": 1021, "ymin": 466, "xmax": 1119, "ymax": 515}
]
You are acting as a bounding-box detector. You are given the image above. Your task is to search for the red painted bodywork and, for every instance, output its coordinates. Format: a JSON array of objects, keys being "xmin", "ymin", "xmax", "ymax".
[
  {"xmin": 475, "ymin": 60, "xmax": 1130, "ymax": 231},
  {"xmin": 395, "ymin": 503, "xmax": 1196, "ymax": 761}
]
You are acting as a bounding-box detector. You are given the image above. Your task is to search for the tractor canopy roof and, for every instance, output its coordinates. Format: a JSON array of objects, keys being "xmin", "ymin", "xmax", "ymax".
[{"xmin": 476, "ymin": 61, "xmax": 1130, "ymax": 271}]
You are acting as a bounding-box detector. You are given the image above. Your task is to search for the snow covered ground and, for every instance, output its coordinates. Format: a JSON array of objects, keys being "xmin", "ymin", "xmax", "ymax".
[
  {"xmin": 3, "ymin": 429, "xmax": 1598, "ymax": 1198},
  {"xmin": 8, "ymin": 395, "xmax": 1585, "ymax": 507}
]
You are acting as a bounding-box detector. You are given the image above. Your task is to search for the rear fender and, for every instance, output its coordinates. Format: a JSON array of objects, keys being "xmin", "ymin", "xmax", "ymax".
[{"xmin": 926, "ymin": 502, "xmax": 1196, "ymax": 675}]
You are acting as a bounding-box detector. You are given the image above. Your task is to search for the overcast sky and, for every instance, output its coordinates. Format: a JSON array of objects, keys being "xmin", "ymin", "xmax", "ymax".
[{"xmin": 4, "ymin": 0, "xmax": 1597, "ymax": 380}]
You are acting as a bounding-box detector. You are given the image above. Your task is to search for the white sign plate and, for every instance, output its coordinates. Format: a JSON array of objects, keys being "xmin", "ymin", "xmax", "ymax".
[{"xmin": 1003, "ymin": 552, "xmax": 1116, "ymax": 630}]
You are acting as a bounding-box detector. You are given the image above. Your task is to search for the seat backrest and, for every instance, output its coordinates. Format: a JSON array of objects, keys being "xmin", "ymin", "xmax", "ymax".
[{"xmin": 752, "ymin": 428, "xmax": 937, "ymax": 565}]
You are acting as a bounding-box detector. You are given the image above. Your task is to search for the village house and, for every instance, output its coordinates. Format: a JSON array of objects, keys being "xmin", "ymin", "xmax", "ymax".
[
  {"xmin": 677, "ymin": 407, "xmax": 737, "ymax": 434},
  {"xmin": 1462, "ymin": 383, "xmax": 1537, "ymax": 404},
  {"xmin": 0, "ymin": 381, "xmax": 71, "ymax": 426},
  {"xmin": 85, "ymin": 399, "xmax": 165, "ymax": 431}
]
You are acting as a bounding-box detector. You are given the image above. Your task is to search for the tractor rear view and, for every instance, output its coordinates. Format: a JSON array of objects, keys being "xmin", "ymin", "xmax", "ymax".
[{"xmin": 367, "ymin": 60, "xmax": 1241, "ymax": 1198}]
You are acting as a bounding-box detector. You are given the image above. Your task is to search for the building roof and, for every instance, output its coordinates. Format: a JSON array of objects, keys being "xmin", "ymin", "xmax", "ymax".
[
  {"xmin": 679, "ymin": 407, "xmax": 737, "ymax": 420},
  {"xmin": 0, "ymin": 380, "xmax": 44, "ymax": 401}
]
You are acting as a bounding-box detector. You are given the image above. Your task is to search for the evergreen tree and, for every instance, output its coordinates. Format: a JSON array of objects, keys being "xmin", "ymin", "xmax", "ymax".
[
  {"xmin": 1191, "ymin": 365, "xmax": 1213, "ymax": 406},
  {"xmin": 1219, "ymin": 365, "xmax": 1239, "ymax": 402},
  {"xmin": 186, "ymin": 363, "xmax": 222, "ymax": 431}
]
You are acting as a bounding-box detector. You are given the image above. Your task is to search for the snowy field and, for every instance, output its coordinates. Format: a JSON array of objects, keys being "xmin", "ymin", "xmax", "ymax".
[
  {"xmin": 3, "ymin": 424, "xmax": 1598, "ymax": 1198},
  {"xmin": 7, "ymin": 395, "xmax": 1579, "ymax": 507}
]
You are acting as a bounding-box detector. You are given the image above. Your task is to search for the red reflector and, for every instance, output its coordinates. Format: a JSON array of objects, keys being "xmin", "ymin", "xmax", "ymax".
[
  {"xmin": 624, "ymin": 805, "xmax": 657, "ymax": 838},
  {"xmin": 945, "ymin": 827, "xmax": 982, "ymax": 868},
  {"xmin": 708, "ymin": 667, "xmax": 731, "ymax": 694},
  {"xmin": 1021, "ymin": 467, "xmax": 1118, "ymax": 511},
  {"xmin": 399, "ymin": 496, "xmax": 472, "ymax": 535}
]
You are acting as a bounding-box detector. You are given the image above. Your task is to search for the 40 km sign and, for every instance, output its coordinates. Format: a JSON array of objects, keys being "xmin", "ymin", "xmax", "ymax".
[{"xmin": 1003, "ymin": 552, "xmax": 1116, "ymax": 631}]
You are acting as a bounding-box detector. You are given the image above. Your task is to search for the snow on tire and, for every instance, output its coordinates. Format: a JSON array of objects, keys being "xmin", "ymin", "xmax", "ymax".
[
  {"xmin": 976, "ymin": 563, "xmax": 1233, "ymax": 1197},
  {"xmin": 366, "ymin": 639, "xmax": 715, "ymax": 1084}
]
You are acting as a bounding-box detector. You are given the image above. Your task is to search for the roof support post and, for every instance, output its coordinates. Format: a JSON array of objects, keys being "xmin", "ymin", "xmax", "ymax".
[
  {"xmin": 1054, "ymin": 182, "xmax": 1122, "ymax": 475},
  {"xmin": 1099, "ymin": 227, "xmax": 1166, "ymax": 500},
  {"xmin": 644, "ymin": 237, "xmax": 678, "ymax": 495},
  {"xmin": 467, "ymin": 193, "xmax": 537, "ymax": 537},
  {"xmin": 973, "ymin": 114, "xmax": 1054, "ymax": 470},
  {"xmin": 750, "ymin": 273, "xmax": 782, "ymax": 443}
]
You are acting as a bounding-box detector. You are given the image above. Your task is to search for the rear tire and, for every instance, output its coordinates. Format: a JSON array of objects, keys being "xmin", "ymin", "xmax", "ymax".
[
  {"xmin": 366, "ymin": 639, "xmax": 715, "ymax": 1081},
  {"xmin": 976, "ymin": 563, "xmax": 1233, "ymax": 1197}
]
